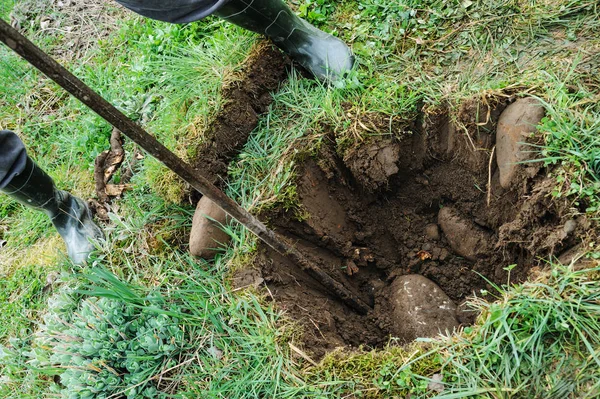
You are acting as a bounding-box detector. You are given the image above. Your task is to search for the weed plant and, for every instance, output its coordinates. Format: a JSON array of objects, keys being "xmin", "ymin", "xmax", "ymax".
[{"xmin": 34, "ymin": 292, "xmax": 184, "ymax": 398}]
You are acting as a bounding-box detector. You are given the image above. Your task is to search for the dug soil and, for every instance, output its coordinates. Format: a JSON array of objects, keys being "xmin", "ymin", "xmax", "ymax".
[
  {"xmin": 186, "ymin": 47, "xmax": 588, "ymax": 358},
  {"xmin": 244, "ymin": 100, "xmax": 589, "ymax": 359},
  {"xmin": 192, "ymin": 44, "xmax": 290, "ymax": 191}
]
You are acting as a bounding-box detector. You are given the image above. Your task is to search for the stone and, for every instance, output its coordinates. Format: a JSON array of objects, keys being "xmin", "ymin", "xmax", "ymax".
[
  {"xmin": 496, "ymin": 98, "xmax": 545, "ymax": 189},
  {"xmin": 558, "ymin": 244, "xmax": 598, "ymax": 271},
  {"xmin": 189, "ymin": 196, "xmax": 231, "ymax": 259},
  {"xmin": 387, "ymin": 275, "xmax": 459, "ymax": 341},
  {"xmin": 563, "ymin": 219, "xmax": 577, "ymax": 235},
  {"xmin": 439, "ymin": 248, "xmax": 450, "ymax": 261},
  {"xmin": 438, "ymin": 206, "xmax": 492, "ymax": 261},
  {"xmin": 456, "ymin": 300, "xmax": 479, "ymax": 325},
  {"xmin": 424, "ymin": 223, "xmax": 440, "ymax": 240}
]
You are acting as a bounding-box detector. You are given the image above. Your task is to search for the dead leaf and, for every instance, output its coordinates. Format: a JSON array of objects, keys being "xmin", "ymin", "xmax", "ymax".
[
  {"xmin": 103, "ymin": 152, "xmax": 125, "ymax": 182},
  {"xmin": 105, "ymin": 184, "xmax": 131, "ymax": 197},
  {"xmin": 417, "ymin": 250, "xmax": 432, "ymax": 260}
]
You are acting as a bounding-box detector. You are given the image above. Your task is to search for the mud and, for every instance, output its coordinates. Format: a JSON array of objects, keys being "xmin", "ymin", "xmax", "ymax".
[
  {"xmin": 192, "ymin": 44, "xmax": 290, "ymax": 189},
  {"xmin": 248, "ymin": 100, "xmax": 588, "ymax": 358}
]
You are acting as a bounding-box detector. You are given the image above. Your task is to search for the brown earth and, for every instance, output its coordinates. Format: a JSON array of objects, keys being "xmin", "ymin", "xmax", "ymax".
[
  {"xmin": 192, "ymin": 44, "xmax": 290, "ymax": 190},
  {"xmin": 246, "ymin": 100, "xmax": 588, "ymax": 359},
  {"xmin": 182, "ymin": 45, "xmax": 587, "ymax": 358}
]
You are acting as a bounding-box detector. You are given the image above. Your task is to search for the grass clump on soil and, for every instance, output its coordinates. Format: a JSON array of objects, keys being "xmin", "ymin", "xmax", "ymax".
[
  {"xmin": 440, "ymin": 260, "xmax": 600, "ymax": 398},
  {"xmin": 314, "ymin": 345, "xmax": 443, "ymax": 398},
  {"xmin": 226, "ymin": 73, "xmax": 336, "ymax": 214},
  {"xmin": 536, "ymin": 77, "xmax": 600, "ymax": 215}
]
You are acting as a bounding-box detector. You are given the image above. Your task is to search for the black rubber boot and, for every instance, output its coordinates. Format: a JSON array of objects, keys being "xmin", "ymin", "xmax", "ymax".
[
  {"xmin": 215, "ymin": 0, "xmax": 354, "ymax": 82},
  {"xmin": 0, "ymin": 157, "xmax": 102, "ymax": 264}
]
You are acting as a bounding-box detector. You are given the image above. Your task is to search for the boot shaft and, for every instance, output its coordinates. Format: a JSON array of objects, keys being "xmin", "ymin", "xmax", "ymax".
[
  {"xmin": 216, "ymin": 0, "xmax": 301, "ymax": 38},
  {"xmin": 0, "ymin": 156, "xmax": 61, "ymax": 216},
  {"xmin": 1, "ymin": 151, "xmax": 103, "ymax": 263},
  {"xmin": 214, "ymin": 0, "xmax": 354, "ymax": 81}
]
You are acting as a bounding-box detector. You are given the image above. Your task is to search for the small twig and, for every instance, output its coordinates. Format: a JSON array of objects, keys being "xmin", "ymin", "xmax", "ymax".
[
  {"xmin": 289, "ymin": 343, "xmax": 318, "ymax": 367},
  {"xmin": 487, "ymin": 145, "xmax": 496, "ymax": 207}
]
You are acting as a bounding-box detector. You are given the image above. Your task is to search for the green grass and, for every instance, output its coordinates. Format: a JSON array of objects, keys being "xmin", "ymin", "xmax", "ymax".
[
  {"xmin": 535, "ymin": 75, "xmax": 600, "ymax": 214},
  {"xmin": 0, "ymin": 0, "xmax": 599, "ymax": 398},
  {"xmin": 438, "ymin": 261, "xmax": 600, "ymax": 398},
  {"xmin": 0, "ymin": 263, "xmax": 56, "ymax": 340},
  {"xmin": 310, "ymin": 259, "xmax": 600, "ymax": 398}
]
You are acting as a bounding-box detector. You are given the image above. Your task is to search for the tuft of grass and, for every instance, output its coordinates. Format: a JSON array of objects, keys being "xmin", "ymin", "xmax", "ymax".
[
  {"xmin": 0, "ymin": 263, "xmax": 55, "ymax": 340},
  {"xmin": 313, "ymin": 344, "xmax": 444, "ymax": 398},
  {"xmin": 438, "ymin": 259, "xmax": 600, "ymax": 398},
  {"xmin": 226, "ymin": 72, "xmax": 332, "ymax": 214},
  {"xmin": 535, "ymin": 73, "xmax": 600, "ymax": 215}
]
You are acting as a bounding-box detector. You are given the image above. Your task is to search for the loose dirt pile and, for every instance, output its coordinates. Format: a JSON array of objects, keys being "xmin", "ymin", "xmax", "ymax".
[{"xmin": 248, "ymin": 98, "xmax": 589, "ymax": 358}]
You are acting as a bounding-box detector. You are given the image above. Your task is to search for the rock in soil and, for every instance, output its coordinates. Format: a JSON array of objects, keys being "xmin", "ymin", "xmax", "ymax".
[
  {"xmin": 189, "ymin": 196, "xmax": 231, "ymax": 259},
  {"xmin": 385, "ymin": 275, "xmax": 459, "ymax": 341},
  {"xmin": 428, "ymin": 374, "xmax": 445, "ymax": 393},
  {"xmin": 232, "ymin": 268, "xmax": 264, "ymax": 289},
  {"xmin": 496, "ymin": 98, "xmax": 545, "ymax": 189},
  {"xmin": 424, "ymin": 223, "xmax": 441, "ymax": 241},
  {"xmin": 438, "ymin": 206, "xmax": 493, "ymax": 261}
]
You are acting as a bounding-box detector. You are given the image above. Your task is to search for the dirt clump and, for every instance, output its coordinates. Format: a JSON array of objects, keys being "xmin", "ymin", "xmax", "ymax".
[
  {"xmin": 247, "ymin": 98, "xmax": 588, "ymax": 358},
  {"xmin": 344, "ymin": 138, "xmax": 401, "ymax": 191}
]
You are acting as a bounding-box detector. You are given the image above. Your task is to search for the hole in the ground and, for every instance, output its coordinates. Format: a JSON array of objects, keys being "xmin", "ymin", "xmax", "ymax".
[
  {"xmin": 246, "ymin": 102, "xmax": 585, "ymax": 359},
  {"xmin": 184, "ymin": 60, "xmax": 586, "ymax": 359}
]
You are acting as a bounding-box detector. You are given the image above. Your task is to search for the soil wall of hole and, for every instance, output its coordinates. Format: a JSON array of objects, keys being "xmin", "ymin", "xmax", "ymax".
[
  {"xmin": 183, "ymin": 49, "xmax": 589, "ymax": 358},
  {"xmin": 240, "ymin": 101, "xmax": 589, "ymax": 359}
]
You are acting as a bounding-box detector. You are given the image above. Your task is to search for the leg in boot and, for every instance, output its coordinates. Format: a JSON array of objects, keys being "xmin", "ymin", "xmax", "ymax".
[
  {"xmin": 214, "ymin": 0, "xmax": 354, "ymax": 82},
  {"xmin": 116, "ymin": 0, "xmax": 355, "ymax": 82},
  {"xmin": 0, "ymin": 130, "xmax": 102, "ymax": 264}
]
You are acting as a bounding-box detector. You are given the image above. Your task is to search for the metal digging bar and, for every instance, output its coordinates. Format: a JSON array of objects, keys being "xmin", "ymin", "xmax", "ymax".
[{"xmin": 0, "ymin": 19, "xmax": 371, "ymax": 315}]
